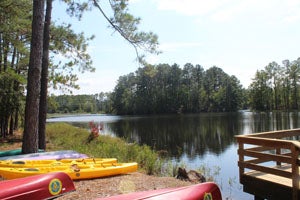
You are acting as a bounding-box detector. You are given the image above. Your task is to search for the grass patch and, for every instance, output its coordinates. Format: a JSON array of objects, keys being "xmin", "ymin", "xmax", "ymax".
[
  {"xmin": 46, "ymin": 123, "xmax": 162, "ymax": 175},
  {"xmin": 2, "ymin": 123, "xmax": 220, "ymax": 180}
]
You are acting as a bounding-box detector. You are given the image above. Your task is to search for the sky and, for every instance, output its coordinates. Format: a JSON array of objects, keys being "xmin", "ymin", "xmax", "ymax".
[{"xmin": 52, "ymin": 0, "xmax": 300, "ymax": 95}]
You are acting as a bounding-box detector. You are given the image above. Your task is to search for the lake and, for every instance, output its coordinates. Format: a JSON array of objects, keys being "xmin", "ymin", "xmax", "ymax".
[{"xmin": 47, "ymin": 111, "xmax": 300, "ymax": 199}]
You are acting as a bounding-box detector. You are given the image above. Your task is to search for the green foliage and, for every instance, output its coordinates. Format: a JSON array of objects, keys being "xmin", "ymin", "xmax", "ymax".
[
  {"xmin": 46, "ymin": 122, "xmax": 161, "ymax": 175},
  {"xmin": 49, "ymin": 23, "xmax": 95, "ymax": 92},
  {"xmin": 63, "ymin": 0, "xmax": 93, "ymax": 20},
  {"xmin": 111, "ymin": 63, "xmax": 245, "ymax": 114},
  {"xmin": 47, "ymin": 92, "xmax": 112, "ymax": 113},
  {"xmin": 0, "ymin": 0, "xmax": 31, "ymax": 138},
  {"xmin": 160, "ymin": 161, "xmax": 186, "ymax": 177},
  {"xmin": 248, "ymin": 57, "xmax": 300, "ymax": 111},
  {"xmin": 99, "ymin": 0, "xmax": 160, "ymax": 56},
  {"xmin": 197, "ymin": 164, "xmax": 221, "ymax": 182},
  {"xmin": 48, "ymin": 63, "xmax": 246, "ymax": 115}
]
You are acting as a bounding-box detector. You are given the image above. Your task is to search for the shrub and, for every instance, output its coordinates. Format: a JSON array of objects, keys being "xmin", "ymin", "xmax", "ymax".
[{"xmin": 46, "ymin": 122, "xmax": 161, "ymax": 175}]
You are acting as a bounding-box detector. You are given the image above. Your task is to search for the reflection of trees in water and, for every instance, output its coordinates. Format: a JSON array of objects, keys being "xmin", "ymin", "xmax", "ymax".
[
  {"xmin": 58, "ymin": 111, "xmax": 300, "ymax": 159},
  {"xmin": 250, "ymin": 111, "xmax": 300, "ymax": 133},
  {"xmin": 106, "ymin": 113, "xmax": 243, "ymax": 158}
]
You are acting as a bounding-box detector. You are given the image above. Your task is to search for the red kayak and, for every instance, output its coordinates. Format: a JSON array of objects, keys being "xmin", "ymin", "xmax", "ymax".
[
  {"xmin": 97, "ymin": 182, "xmax": 222, "ymax": 200},
  {"xmin": 0, "ymin": 172, "xmax": 75, "ymax": 200}
]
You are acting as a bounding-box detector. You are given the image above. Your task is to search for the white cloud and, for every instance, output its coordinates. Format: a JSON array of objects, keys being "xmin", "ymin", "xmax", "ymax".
[
  {"xmin": 160, "ymin": 42, "xmax": 202, "ymax": 52},
  {"xmin": 129, "ymin": 0, "xmax": 142, "ymax": 3},
  {"xmin": 152, "ymin": 0, "xmax": 225, "ymax": 16},
  {"xmin": 144, "ymin": 42, "xmax": 202, "ymax": 65},
  {"xmin": 279, "ymin": 1, "xmax": 300, "ymax": 24},
  {"xmin": 150, "ymin": 0, "xmax": 300, "ymax": 24},
  {"xmin": 210, "ymin": 0, "xmax": 249, "ymax": 22},
  {"xmin": 282, "ymin": 14, "xmax": 300, "ymax": 24},
  {"xmin": 146, "ymin": 54, "xmax": 160, "ymax": 64},
  {"xmin": 72, "ymin": 70, "xmax": 119, "ymax": 94}
]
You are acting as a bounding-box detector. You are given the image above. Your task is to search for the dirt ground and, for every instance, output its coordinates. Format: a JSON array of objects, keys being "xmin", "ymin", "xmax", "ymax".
[
  {"xmin": 0, "ymin": 138, "xmax": 193, "ymax": 200},
  {"xmin": 58, "ymin": 172, "xmax": 193, "ymax": 199}
]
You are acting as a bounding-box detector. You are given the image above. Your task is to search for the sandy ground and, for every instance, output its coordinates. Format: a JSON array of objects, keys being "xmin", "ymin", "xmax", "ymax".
[{"xmin": 58, "ymin": 172, "xmax": 192, "ymax": 199}]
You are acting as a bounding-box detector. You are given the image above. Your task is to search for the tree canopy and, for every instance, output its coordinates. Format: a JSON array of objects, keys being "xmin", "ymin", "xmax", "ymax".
[
  {"xmin": 111, "ymin": 63, "xmax": 245, "ymax": 114},
  {"xmin": 49, "ymin": 63, "xmax": 246, "ymax": 115},
  {"xmin": 248, "ymin": 58, "xmax": 300, "ymax": 111}
]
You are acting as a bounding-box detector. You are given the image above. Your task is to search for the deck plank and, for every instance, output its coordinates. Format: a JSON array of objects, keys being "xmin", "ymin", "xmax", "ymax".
[
  {"xmin": 245, "ymin": 164, "xmax": 294, "ymax": 187},
  {"xmin": 236, "ymin": 129, "xmax": 300, "ymax": 199}
]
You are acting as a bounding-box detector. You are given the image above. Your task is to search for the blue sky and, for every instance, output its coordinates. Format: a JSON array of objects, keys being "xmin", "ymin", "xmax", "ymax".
[{"xmin": 53, "ymin": 0, "xmax": 300, "ymax": 94}]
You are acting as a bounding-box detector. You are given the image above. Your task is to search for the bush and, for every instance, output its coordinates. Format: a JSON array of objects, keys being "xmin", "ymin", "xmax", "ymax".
[{"xmin": 46, "ymin": 123, "xmax": 161, "ymax": 175}]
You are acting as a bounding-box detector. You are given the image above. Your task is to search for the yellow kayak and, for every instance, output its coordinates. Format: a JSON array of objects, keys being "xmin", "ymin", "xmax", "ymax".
[
  {"xmin": 0, "ymin": 162, "xmax": 138, "ymax": 180},
  {"xmin": 0, "ymin": 158, "xmax": 117, "ymax": 168}
]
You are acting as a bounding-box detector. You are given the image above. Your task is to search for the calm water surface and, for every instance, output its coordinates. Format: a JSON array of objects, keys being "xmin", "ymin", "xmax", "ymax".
[{"xmin": 47, "ymin": 111, "xmax": 300, "ymax": 199}]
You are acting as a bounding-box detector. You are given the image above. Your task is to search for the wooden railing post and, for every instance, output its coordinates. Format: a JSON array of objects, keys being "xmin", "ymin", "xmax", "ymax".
[
  {"xmin": 236, "ymin": 131, "xmax": 300, "ymax": 200},
  {"xmin": 238, "ymin": 140, "xmax": 244, "ymax": 179},
  {"xmin": 276, "ymin": 147, "xmax": 281, "ymax": 166},
  {"xmin": 291, "ymin": 144, "xmax": 299, "ymax": 200}
]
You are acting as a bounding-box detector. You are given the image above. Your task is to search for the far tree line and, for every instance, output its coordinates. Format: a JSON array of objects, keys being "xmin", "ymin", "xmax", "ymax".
[
  {"xmin": 249, "ymin": 58, "xmax": 300, "ymax": 111},
  {"xmin": 49, "ymin": 63, "xmax": 246, "ymax": 114},
  {"xmin": 48, "ymin": 57, "xmax": 300, "ymax": 115}
]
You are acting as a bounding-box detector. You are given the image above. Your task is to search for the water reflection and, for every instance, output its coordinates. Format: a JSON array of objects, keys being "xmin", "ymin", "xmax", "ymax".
[
  {"xmin": 249, "ymin": 111, "xmax": 300, "ymax": 133},
  {"xmin": 47, "ymin": 111, "xmax": 300, "ymax": 200},
  {"xmin": 105, "ymin": 113, "xmax": 244, "ymax": 158},
  {"xmin": 48, "ymin": 111, "xmax": 300, "ymax": 158}
]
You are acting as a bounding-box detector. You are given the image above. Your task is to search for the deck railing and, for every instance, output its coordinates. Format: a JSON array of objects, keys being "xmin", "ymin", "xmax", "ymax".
[{"xmin": 236, "ymin": 129, "xmax": 300, "ymax": 200}]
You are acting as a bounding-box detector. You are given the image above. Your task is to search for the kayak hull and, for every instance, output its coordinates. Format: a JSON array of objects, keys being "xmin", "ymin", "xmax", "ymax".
[
  {"xmin": 0, "ymin": 149, "xmax": 44, "ymax": 157},
  {"xmin": 97, "ymin": 182, "xmax": 222, "ymax": 200},
  {"xmin": 0, "ymin": 150, "xmax": 88, "ymax": 160},
  {"xmin": 0, "ymin": 162, "xmax": 138, "ymax": 180},
  {"xmin": 0, "ymin": 158, "xmax": 117, "ymax": 168},
  {"xmin": 0, "ymin": 172, "xmax": 75, "ymax": 200}
]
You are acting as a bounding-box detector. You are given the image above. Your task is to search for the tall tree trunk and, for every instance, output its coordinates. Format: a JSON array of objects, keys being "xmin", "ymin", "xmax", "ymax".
[
  {"xmin": 39, "ymin": 0, "xmax": 52, "ymax": 150},
  {"xmin": 0, "ymin": 33, "xmax": 2, "ymax": 72},
  {"xmin": 11, "ymin": 45, "xmax": 16, "ymax": 69},
  {"xmin": 9, "ymin": 114, "xmax": 14, "ymax": 135},
  {"xmin": 13, "ymin": 52, "xmax": 21, "ymax": 131},
  {"xmin": 14, "ymin": 107, "xmax": 19, "ymax": 130},
  {"xmin": 3, "ymin": 40, "xmax": 8, "ymax": 71},
  {"xmin": 22, "ymin": 0, "xmax": 45, "ymax": 154}
]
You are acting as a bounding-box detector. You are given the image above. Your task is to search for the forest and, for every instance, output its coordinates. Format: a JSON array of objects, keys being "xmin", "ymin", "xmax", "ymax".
[
  {"xmin": 249, "ymin": 59, "xmax": 300, "ymax": 111},
  {"xmin": 48, "ymin": 63, "xmax": 246, "ymax": 114},
  {"xmin": 49, "ymin": 57, "xmax": 300, "ymax": 115}
]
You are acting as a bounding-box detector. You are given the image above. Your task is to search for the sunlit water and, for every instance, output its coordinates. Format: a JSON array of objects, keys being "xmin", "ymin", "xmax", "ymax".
[{"xmin": 48, "ymin": 111, "xmax": 300, "ymax": 199}]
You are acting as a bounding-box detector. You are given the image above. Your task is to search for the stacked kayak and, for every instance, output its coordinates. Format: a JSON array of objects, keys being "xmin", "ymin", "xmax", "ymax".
[
  {"xmin": 0, "ymin": 161, "xmax": 138, "ymax": 180},
  {"xmin": 0, "ymin": 150, "xmax": 88, "ymax": 160},
  {"xmin": 0, "ymin": 157, "xmax": 117, "ymax": 168},
  {"xmin": 0, "ymin": 172, "xmax": 75, "ymax": 200},
  {"xmin": 0, "ymin": 149, "xmax": 44, "ymax": 157},
  {"xmin": 0, "ymin": 149, "xmax": 139, "ymax": 199},
  {"xmin": 97, "ymin": 182, "xmax": 222, "ymax": 200},
  {"xmin": 0, "ymin": 149, "xmax": 138, "ymax": 181}
]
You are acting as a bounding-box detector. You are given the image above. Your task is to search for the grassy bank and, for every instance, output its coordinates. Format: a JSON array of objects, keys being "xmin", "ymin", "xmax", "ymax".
[
  {"xmin": 1, "ymin": 123, "xmax": 219, "ymax": 180},
  {"xmin": 46, "ymin": 123, "xmax": 162, "ymax": 175}
]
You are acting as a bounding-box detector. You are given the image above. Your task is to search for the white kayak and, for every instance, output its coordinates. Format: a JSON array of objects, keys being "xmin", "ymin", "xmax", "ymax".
[{"xmin": 0, "ymin": 150, "xmax": 88, "ymax": 160}]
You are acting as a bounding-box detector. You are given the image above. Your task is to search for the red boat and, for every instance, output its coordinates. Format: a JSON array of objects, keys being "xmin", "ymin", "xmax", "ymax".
[
  {"xmin": 97, "ymin": 182, "xmax": 222, "ymax": 200},
  {"xmin": 0, "ymin": 172, "xmax": 75, "ymax": 200}
]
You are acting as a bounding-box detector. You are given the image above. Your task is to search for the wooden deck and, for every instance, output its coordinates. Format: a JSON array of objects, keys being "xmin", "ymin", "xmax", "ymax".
[{"xmin": 236, "ymin": 129, "xmax": 300, "ymax": 200}]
